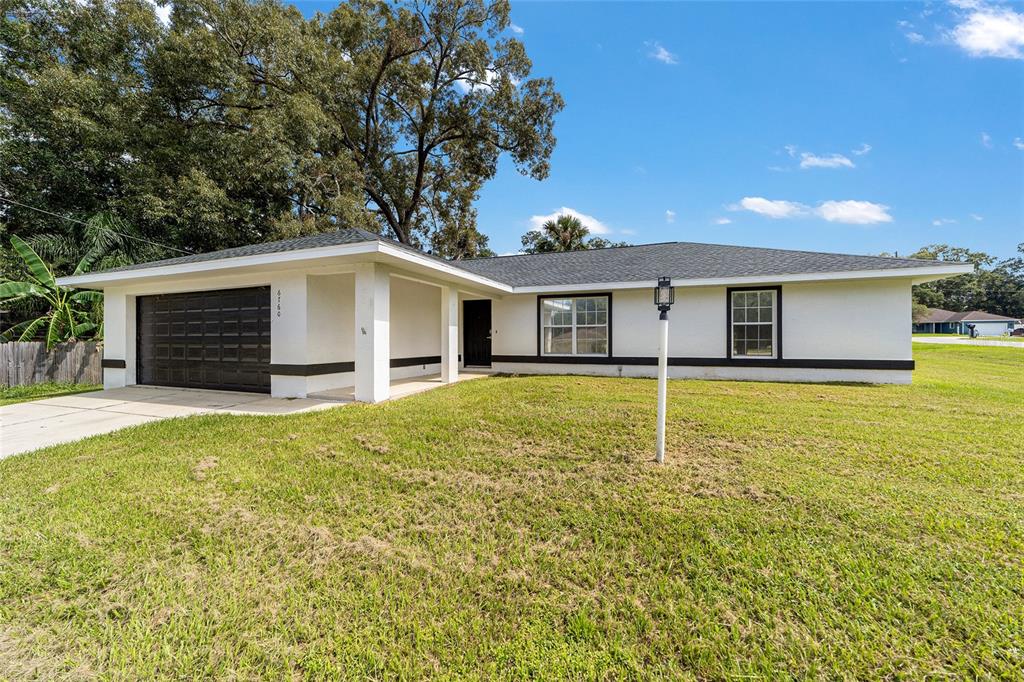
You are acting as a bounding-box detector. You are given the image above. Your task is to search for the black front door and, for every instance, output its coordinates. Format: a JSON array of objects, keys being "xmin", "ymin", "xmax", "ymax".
[{"xmin": 463, "ymin": 299, "xmax": 492, "ymax": 366}]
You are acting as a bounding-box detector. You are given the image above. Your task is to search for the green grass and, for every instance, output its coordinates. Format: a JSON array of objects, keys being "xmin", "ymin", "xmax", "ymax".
[
  {"xmin": 1, "ymin": 345, "xmax": 1022, "ymax": 678},
  {"xmin": 913, "ymin": 333, "xmax": 1024, "ymax": 342},
  {"xmin": 0, "ymin": 382, "xmax": 101, "ymax": 406}
]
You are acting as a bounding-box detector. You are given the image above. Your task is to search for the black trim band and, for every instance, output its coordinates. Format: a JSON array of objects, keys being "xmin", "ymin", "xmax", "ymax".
[
  {"xmin": 390, "ymin": 355, "xmax": 443, "ymax": 368},
  {"xmin": 269, "ymin": 356, "xmax": 447, "ymax": 376},
  {"xmin": 102, "ymin": 359, "xmax": 127, "ymax": 369},
  {"xmin": 491, "ymin": 355, "xmax": 913, "ymax": 371},
  {"xmin": 269, "ymin": 361, "xmax": 354, "ymax": 376}
]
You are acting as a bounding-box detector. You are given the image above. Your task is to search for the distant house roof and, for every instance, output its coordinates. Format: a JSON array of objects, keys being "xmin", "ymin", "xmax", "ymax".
[
  {"xmin": 918, "ymin": 307, "xmax": 1020, "ymax": 323},
  {"xmin": 60, "ymin": 228, "xmax": 972, "ymax": 289}
]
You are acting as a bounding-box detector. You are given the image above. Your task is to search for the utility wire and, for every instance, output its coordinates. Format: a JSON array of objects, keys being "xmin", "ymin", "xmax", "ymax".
[{"xmin": 0, "ymin": 196, "xmax": 192, "ymax": 254}]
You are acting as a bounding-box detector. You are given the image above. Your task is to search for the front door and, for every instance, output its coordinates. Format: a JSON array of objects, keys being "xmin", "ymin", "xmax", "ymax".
[{"xmin": 463, "ymin": 300, "xmax": 492, "ymax": 366}]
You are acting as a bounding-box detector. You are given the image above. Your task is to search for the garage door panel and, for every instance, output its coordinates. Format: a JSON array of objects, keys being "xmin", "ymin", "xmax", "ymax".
[{"xmin": 137, "ymin": 286, "xmax": 271, "ymax": 393}]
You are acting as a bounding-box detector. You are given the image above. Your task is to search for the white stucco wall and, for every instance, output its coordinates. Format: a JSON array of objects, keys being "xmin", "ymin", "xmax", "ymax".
[
  {"xmin": 389, "ymin": 276, "xmax": 441, "ymax": 360},
  {"xmin": 489, "ymin": 278, "xmax": 914, "ymax": 384},
  {"xmin": 782, "ymin": 279, "xmax": 911, "ymax": 360}
]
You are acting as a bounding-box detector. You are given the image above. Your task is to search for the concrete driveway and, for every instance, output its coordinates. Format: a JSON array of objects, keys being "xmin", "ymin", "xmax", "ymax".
[
  {"xmin": 912, "ymin": 337, "xmax": 1023, "ymax": 348},
  {"xmin": 0, "ymin": 386, "xmax": 346, "ymax": 459}
]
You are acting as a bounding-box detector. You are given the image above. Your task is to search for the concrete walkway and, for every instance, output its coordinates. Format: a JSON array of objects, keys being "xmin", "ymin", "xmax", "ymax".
[
  {"xmin": 1, "ymin": 372, "xmax": 493, "ymax": 460},
  {"xmin": 912, "ymin": 337, "xmax": 1023, "ymax": 348},
  {"xmin": 0, "ymin": 385, "xmax": 346, "ymax": 459}
]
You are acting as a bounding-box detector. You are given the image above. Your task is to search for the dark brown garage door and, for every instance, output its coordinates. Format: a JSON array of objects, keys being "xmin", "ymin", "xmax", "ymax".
[{"xmin": 137, "ymin": 287, "xmax": 271, "ymax": 393}]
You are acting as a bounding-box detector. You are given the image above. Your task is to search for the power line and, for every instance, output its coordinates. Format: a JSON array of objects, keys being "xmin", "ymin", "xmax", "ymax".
[{"xmin": 0, "ymin": 196, "xmax": 192, "ymax": 254}]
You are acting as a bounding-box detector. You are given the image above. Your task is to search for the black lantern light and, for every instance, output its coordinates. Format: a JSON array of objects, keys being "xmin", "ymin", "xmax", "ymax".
[{"xmin": 655, "ymin": 276, "xmax": 674, "ymax": 318}]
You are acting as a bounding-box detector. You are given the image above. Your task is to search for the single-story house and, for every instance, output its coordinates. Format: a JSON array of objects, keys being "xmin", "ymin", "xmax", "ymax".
[
  {"xmin": 56, "ymin": 229, "xmax": 971, "ymax": 400},
  {"xmin": 912, "ymin": 308, "xmax": 1020, "ymax": 336}
]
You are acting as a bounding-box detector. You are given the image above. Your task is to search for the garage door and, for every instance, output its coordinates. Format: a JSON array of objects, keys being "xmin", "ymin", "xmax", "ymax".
[{"xmin": 137, "ymin": 287, "xmax": 271, "ymax": 393}]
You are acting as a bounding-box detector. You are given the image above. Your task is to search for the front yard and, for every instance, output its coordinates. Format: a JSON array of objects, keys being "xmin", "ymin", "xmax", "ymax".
[{"xmin": 1, "ymin": 344, "xmax": 1021, "ymax": 678}]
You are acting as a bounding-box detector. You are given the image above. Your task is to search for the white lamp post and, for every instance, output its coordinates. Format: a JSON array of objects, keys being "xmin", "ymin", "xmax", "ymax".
[{"xmin": 654, "ymin": 276, "xmax": 674, "ymax": 464}]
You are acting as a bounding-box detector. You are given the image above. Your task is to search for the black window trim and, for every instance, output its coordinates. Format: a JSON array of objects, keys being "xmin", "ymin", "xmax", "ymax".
[
  {"xmin": 536, "ymin": 292, "xmax": 613, "ymax": 358},
  {"xmin": 726, "ymin": 285, "xmax": 782, "ymax": 361}
]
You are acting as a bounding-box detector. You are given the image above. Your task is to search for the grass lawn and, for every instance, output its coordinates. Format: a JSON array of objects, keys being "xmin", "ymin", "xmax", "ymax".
[
  {"xmin": 0, "ymin": 382, "xmax": 102, "ymax": 407},
  {"xmin": 913, "ymin": 333, "xmax": 1024, "ymax": 343},
  {"xmin": 1, "ymin": 344, "xmax": 1022, "ymax": 678}
]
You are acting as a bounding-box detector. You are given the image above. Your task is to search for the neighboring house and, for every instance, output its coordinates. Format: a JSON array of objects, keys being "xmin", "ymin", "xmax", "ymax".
[
  {"xmin": 912, "ymin": 308, "xmax": 1020, "ymax": 336},
  {"xmin": 56, "ymin": 229, "xmax": 971, "ymax": 401}
]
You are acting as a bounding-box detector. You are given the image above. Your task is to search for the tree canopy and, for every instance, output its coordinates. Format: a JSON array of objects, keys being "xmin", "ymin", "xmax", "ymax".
[
  {"xmin": 907, "ymin": 243, "xmax": 1024, "ymax": 319},
  {"xmin": 0, "ymin": 0, "xmax": 563, "ymax": 274},
  {"xmin": 520, "ymin": 214, "xmax": 629, "ymax": 254}
]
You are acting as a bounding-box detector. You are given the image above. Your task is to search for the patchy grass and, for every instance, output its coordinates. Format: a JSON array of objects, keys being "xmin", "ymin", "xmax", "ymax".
[
  {"xmin": 914, "ymin": 333, "xmax": 1024, "ymax": 343},
  {"xmin": 0, "ymin": 382, "xmax": 101, "ymax": 406},
  {"xmin": 0, "ymin": 344, "xmax": 1022, "ymax": 678}
]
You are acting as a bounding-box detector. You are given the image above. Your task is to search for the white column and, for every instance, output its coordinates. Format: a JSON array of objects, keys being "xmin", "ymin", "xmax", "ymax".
[
  {"xmin": 102, "ymin": 288, "xmax": 128, "ymax": 389},
  {"xmin": 440, "ymin": 286, "xmax": 459, "ymax": 383},
  {"xmin": 656, "ymin": 313, "xmax": 669, "ymax": 464},
  {"xmin": 270, "ymin": 273, "xmax": 310, "ymax": 398},
  {"xmin": 354, "ymin": 263, "xmax": 390, "ymax": 403}
]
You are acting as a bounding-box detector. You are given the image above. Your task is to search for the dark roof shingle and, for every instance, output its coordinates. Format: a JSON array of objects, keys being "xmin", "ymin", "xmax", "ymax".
[
  {"xmin": 86, "ymin": 229, "xmax": 957, "ymax": 287},
  {"xmin": 455, "ymin": 241, "xmax": 949, "ymax": 287}
]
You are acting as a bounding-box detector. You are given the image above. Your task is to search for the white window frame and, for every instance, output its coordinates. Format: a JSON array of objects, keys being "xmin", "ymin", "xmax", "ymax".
[
  {"xmin": 730, "ymin": 288, "xmax": 778, "ymax": 359},
  {"xmin": 540, "ymin": 295, "xmax": 610, "ymax": 357}
]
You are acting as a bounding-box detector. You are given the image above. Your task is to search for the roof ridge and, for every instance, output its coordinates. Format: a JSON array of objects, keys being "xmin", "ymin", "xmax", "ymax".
[{"xmin": 459, "ymin": 241, "xmax": 680, "ymax": 262}]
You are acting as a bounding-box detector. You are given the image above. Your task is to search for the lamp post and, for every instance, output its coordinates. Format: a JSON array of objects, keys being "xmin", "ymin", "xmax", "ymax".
[{"xmin": 654, "ymin": 276, "xmax": 674, "ymax": 464}]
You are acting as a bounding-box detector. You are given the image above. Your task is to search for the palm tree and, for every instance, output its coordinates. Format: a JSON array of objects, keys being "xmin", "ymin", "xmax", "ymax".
[
  {"xmin": 520, "ymin": 214, "xmax": 631, "ymax": 254},
  {"xmin": 521, "ymin": 215, "xmax": 590, "ymax": 254},
  {"xmin": 0, "ymin": 236, "xmax": 103, "ymax": 349}
]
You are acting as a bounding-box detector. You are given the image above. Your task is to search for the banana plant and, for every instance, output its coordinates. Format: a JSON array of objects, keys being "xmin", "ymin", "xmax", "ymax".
[{"xmin": 0, "ymin": 235, "xmax": 104, "ymax": 349}]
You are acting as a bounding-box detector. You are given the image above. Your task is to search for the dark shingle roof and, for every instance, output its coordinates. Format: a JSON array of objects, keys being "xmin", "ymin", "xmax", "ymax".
[
  {"xmin": 88, "ymin": 229, "xmax": 956, "ymax": 287},
  {"xmin": 454, "ymin": 241, "xmax": 950, "ymax": 287},
  {"xmin": 919, "ymin": 307, "xmax": 1019, "ymax": 323},
  {"xmin": 99, "ymin": 228, "xmax": 383, "ymax": 274}
]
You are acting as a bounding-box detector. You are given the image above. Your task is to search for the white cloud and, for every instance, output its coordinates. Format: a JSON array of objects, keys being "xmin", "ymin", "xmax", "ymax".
[
  {"xmin": 730, "ymin": 197, "xmax": 809, "ymax": 219},
  {"xmin": 509, "ymin": 23, "xmax": 524, "ymax": 34},
  {"xmin": 731, "ymin": 197, "xmax": 892, "ymax": 224},
  {"xmin": 146, "ymin": 0, "xmax": 171, "ymax": 25},
  {"xmin": 981, "ymin": 131, "xmax": 993, "ymax": 147},
  {"xmin": 784, "ymin": 144, "xmax": 799, "ymax": 158},
  {"xmin": 714, "ymin": 217, "xmax": 732, "ymax": 225},
  {"xmin": 971, "ymin": 213, "xmax": 984, "ymax": 221},
  {"xmin": 1014, "ymin": 137, "xmax": 1024, "ymax": 150},
  {"xmin": 817, "ymin": 200, "xmax": 893, "ymax": 225},
  {"xmin": 528, "ymin": 207, "xmax": 611, "ymax": 235},
  {"xmin": 851, "ymin": 143, "xmax": 873, "ymax": 156},
  {"xmin": 645, "ymin": 41, "xmax": 679, "ymax": 65},
  {"xmin": 932, "ymin": 218, "xmax": 957, "ymax": 225},
  {"xmin": 950, "ymin": 2, "xmax": 1024, "ymax": 59},
  {"xmin": 799, "ymin": 152, "xmax": 855, "ymax": 169},
  {"xmin": 665, "ymin": 209, "xmax": 676, "ymax": 224},
  {"xmin": 906, "ymin": 31, "xmax": 926, "ymax": 43}
]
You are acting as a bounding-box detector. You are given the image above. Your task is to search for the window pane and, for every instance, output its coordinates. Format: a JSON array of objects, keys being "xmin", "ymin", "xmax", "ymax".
[
  {"xmin": 544, "ymin": 327, "xmax": 573, "ymax": 354},
  {"xmin": 576, "ymin": 326, "xmax": 607, "ymax": 355},
  {"xmin": 761, "ymin": 307, "xmax": 772, "ymax": 322},
  {"xmin": 541, "ymin": 296, "xmax": 609, "ymax": 356},
  {"xmin": 759, "ymin": 291, "xmax": 772, "ymax": 307},
  {"xmin": 733, "ymin": 308, "xmax": 746, "ymax": 322},
  {"xmin": 541, "ymin": 299, "xmax": 572, "ymax": 326}
]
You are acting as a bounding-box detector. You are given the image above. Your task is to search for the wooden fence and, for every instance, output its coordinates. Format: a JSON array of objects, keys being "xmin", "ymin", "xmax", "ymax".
[{"xmin": 0, "ymin": 341, "xmax": 103, "ymax": 388}]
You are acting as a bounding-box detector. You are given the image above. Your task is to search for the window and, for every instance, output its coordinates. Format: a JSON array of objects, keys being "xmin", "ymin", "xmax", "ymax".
[
  {"xmin": 730, "ymin": 289, "xmax": 777, "ymax": 358},
  {"xmin": 541, "ymin": 296, "xmax": 609, "ymax": 356}
]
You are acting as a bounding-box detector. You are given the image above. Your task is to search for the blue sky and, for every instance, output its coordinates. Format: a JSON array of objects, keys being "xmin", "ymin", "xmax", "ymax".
[{"xmin": 298, "ymin": 1, "xmax": 1024, "ymax": 260}]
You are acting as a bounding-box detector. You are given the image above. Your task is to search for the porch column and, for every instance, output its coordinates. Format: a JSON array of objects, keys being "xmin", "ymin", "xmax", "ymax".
[
  {"xmin": 354, "ymin": 263, "xmax": 390, "ymax": 403},
  {"xmin": 440, "ymin": 286, "xmax": 459, "ymax": 384},
  {"xmin": 101, "ymin": 287, "xmax": 134, "ymax": 389},
  {"xmin": 269, "ymin": 272, "xmax": 310, "ymax": 398}
]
